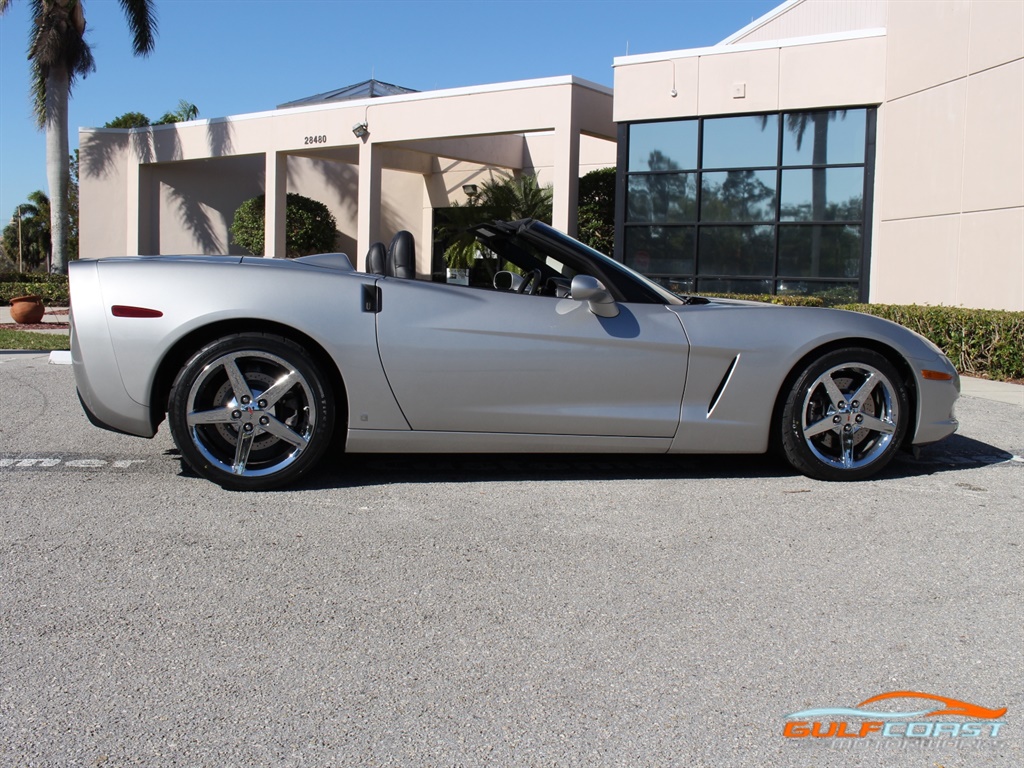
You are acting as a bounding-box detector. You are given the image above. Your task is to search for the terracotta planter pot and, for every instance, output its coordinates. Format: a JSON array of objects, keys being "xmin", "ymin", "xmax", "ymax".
[{"xmin": 9, "ymin": 295, "xmax": 45, "ymax": 325}]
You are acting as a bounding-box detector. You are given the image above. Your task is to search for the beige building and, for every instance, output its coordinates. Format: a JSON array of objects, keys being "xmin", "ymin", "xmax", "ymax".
[
  {"xmin": 613, "ymin": 0, "xmax": 1023, "ymax": 310},
  {"xmin": 79, "ymin": 76, "xmax": 616, "ymax": 274},
  {"xmin": 80, "ymin": 0, "xmax": 1023, "ymax": 310}
]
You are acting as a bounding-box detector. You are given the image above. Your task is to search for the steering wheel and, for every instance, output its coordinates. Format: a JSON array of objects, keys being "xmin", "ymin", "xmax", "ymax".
[{"xmin": 517, "ymin": 268, "xmax": 542, "ymax": 295}]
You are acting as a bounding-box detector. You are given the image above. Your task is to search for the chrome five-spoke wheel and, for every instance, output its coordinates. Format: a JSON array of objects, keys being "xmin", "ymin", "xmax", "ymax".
[
  {"xmin": 168, "ymin": 334, "xmax": 334, "ymax": 490},
  {"xmin": 780, "ymin": 348, "xmax": 909, "ymax": 481}
]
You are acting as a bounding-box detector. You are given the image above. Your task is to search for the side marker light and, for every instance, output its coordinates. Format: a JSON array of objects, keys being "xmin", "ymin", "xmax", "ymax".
[
  {"xmin": 921, "ymin": 369, "xmax": 954, "ymax": 381},
  {"xmin": 111, "ymin": 305, "xmax": 163, "ymax": 318}
]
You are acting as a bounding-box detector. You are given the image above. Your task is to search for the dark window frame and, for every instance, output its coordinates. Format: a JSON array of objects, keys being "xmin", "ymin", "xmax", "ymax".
[{"xmin": 617, "ymin": 107, "xmax": 877, "ymax": 302}]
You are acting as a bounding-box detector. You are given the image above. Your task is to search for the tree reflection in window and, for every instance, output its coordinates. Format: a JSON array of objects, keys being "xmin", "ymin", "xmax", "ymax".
[
  {"xmin": 701, "ymin": 170, "xmax": 776, "ymax": 222},
  {"xmin": 623, "ymin": 108, "xmax": 872, "ymax": 302}
]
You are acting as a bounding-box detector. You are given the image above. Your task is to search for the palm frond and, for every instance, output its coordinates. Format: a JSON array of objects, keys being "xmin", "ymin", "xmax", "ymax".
[
  {"xmin": 119, "ymin": 0, "xmax": 157, "ymax": 55},
  {"xmin": 26, "ymin": 0, "xmax": 95, "ymax": 124}
]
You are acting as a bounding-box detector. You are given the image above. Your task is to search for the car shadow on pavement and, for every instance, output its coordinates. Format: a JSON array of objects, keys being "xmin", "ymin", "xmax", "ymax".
[
  {"xmin": 884, "ymin": 434, "xmax": 1018, "ymax": 479},
  {"xmin": 304, "ymin": 434, "xmax": 1016, "ymax": 489},
  {"xmin": 166, "ymin": 434, "xmax": 1017, "ymax": 491},
  {"xmin": 302, "ymin": 452, "xmax": 793, "ymax": 489}
]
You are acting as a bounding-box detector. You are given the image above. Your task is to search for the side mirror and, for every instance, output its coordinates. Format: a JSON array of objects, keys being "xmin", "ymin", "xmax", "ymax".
[{"xmin": 570, "ymin": 275, "xmax": 619, "ymax": 318}]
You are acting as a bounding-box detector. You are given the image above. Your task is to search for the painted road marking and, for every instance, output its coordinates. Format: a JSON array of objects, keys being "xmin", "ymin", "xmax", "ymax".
[{"xmin": 0, "ymin": 456, "xmax": 147, "ymax": 469}]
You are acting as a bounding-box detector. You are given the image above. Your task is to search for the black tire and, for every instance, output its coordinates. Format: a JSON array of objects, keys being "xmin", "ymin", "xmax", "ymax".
[
  {"xmin": 780, "ymin": 348, "xmax": 909, "ymax": 481},
  {"xmin": 167, "ymin": 333, "xmax": 334, "ymax": 490}
]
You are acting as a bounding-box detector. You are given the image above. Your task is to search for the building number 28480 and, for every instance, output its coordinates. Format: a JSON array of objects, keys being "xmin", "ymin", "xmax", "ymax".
[{"xmin": 303, "ymin": 135, "xmax": 328, "ymax": 145}]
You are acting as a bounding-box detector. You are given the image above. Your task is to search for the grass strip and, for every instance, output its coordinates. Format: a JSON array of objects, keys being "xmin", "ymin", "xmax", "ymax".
[{"xmin": 0, "ymin": 329, "xmax": 71, "ymax": 351}]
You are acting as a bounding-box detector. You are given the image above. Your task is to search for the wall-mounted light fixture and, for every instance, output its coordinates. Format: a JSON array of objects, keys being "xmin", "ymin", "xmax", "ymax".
[
  {"xmin": 352, "ymin": 121, "xmax": 369, "ymax": 139},
  {"xmin": 462, "ymin": 184, "xmax": 479, "ymax": 197}
]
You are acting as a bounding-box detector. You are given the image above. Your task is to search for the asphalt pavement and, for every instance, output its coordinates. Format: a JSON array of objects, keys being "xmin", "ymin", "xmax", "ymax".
[{"xmin": 0, "ymin": 351, "xmax": 1022, "ymax": 767}]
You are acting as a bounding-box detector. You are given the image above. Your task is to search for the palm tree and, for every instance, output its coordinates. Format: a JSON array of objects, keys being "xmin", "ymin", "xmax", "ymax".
[
  {"xmin": 155, "ymin": 99, "xmax": 199, "ymax": 125},
  {"xmin": 0, "ymin": 0, "xmax": 157, "ymax": 274},
  {"xmin": 2, "ymin": 191, "xmax": 52, "ymax": 272},
  {"xmin": 440, "ymin": 174, "xmax": 554, "ymax": 270}
]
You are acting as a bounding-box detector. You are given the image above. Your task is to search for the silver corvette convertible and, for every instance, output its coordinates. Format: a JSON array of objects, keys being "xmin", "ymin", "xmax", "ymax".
[{"xmin": 69, "ymin": 219, "xmax": 959, "ymax": 490}]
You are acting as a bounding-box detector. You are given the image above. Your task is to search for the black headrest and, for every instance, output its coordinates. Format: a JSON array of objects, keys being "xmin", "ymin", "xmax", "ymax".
[
  {"xmin": 366, "ymin": 241, "xmax": 386, "ymax": 275},
  {"xmin": 387, "ymin": 231, "xmax": 415, "ymax": 279}
]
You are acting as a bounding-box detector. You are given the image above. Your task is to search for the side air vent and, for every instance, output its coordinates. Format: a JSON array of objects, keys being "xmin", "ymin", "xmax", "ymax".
[{"xmin": 707, "ymin": 355, "xmax": 739, "ymax": 418}]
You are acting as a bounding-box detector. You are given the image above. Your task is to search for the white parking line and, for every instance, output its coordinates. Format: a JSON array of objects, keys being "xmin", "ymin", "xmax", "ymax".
[{"xmin": 0, "ymin": 457, "xmax": 147, "ymax": 469}]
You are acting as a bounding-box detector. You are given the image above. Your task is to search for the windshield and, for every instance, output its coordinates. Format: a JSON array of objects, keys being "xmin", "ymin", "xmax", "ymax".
[{"xmin": 522, "ymin": 221, "xmax": 684, "ymax": 305}]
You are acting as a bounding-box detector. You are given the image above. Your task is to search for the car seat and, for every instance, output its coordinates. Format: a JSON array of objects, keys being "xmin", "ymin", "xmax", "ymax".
[
  {"xmin": 366, "ymin": 241, "xmax": 386, "ymax": 275},
  {"xmin": 386, "ymin": 231, "xmax": 415, "ymax": 278}
]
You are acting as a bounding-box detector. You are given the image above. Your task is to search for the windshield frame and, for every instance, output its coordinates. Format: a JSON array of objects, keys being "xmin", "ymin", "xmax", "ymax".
[{"xmin": 511, "ymin": 220, "xmax": 684, "ymax": 305}]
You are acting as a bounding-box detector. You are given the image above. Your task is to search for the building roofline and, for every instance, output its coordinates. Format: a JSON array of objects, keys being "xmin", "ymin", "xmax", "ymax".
[
  {"xmin": 80, "ymin": 75, "xmax": 613, "ymax": 134},
  {"xmin": 612, "ymin": 27, "xmax": 885, "ymax": 68},
  {"xmin": 717, "ymin": 0, "xmax": 805, "ymax": 45},
  {"xmin": 277, "ymin": 78, "xmax": 419, "ymax": 109}
]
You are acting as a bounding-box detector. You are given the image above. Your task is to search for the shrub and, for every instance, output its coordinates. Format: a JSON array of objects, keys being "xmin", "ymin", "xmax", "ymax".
[
  {"xmin": 0, "ymin": 272, "xmax": 69, "ymax": 284},
  {"xmin": 1, "ymin": 274, "xmax": 70, "ymax": 305},
  {"xmin": 696, "ymin": 293, "xmax": 1022, "ymax": 381},
  {"xmin": 440, "ymin": 174, "xmax": 553, "ymax": 269},
  {"xmin": 577, "ymin": 167, "xmax": 615, "ymax": 254},
  {"xmin": 699, "ymin": 292, "xmax": 824, "ymax": 307},
  {"xmin": 230, "ymin": 193, "xmax": 338, "ymax": 257},
  {"xmin": 839, "ymin": 304, "xmax": 1024, "ymax": 381}
]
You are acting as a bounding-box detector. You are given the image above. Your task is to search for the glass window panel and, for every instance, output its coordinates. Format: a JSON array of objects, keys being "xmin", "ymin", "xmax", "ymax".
[
  {"xmin": 780, "ymin": 168, "xmax": 864, "ymax": 221},
  {"xmin": 702, "ymin": 115, "xmax": 778, "ymax": 169},
  {"xmin": 628, "ymin": 121, "xmax": 698, "ymax": 172},
  {"xmin": 625, "ymin": 226, "xmax": 695, "ymax": 275},
  {"xmin": 782, "ymin": 109, "xmax": 866, "ymax": 166},
  {"xmin": 778, "ymin": 225, "xmax": 862, "ymax": 279},
  {"xmin": 627, "ymin": 173, "xmax": 697, "ymax": 223},
  {"xmin": 650, "ymin": 275, "xmax": 696, "ymax": 295},
  {"xmin": 697, "ymin": 277, "xmax": 773, "ymax": 295},
  {"xmin": 701, "ymin": 170, "xmax": 776, "ymax": 222},
  {"xmin": 776, "ymin": 280, "xmax": 859, "ymax": 305},
  {"xmin": 698, "ymin": 225, "xmax": 775, "ymax": 276}
]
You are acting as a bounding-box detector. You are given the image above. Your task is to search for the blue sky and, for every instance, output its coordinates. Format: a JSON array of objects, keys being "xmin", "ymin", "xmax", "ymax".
[{"xmin": 0, "ymin": 0, "xmax": 778, "ymax": 221}]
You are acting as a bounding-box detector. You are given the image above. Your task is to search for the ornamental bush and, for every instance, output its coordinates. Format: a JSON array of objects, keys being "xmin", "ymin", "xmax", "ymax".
[
  {"xmin": 230, "ymin": 193, "xmax": 338, "ymax": 258},
  {"xmin": 696, "ymin": 294, "xmax": 1022, "ymax": 381},
  {"xmin": 577, "ymin": 167, "xmax": 616, "ymax": 254},
  {"xmin": 0, "ymin": 274, "xmax": 70, "ymax": 305},
  {"xmin": 440, "ymin": 174, "xmax": 554, "ymax": 269},
  {"xmin": 838, "ymin": 304, "xmax": 1024, "ymax": 382},
  {"xmin": 700, "ymin": 292, "xmax": 824, "ymax": 307}
]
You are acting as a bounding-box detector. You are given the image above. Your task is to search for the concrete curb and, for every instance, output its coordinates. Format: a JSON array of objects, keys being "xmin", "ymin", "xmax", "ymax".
[{"xmin": 959, "ymin": 376, "xmax": 1024, "ymax": 407}]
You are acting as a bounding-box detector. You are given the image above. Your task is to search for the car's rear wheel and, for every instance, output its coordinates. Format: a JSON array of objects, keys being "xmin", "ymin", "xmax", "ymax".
[
  {"xmin": 168, "ymin": 333, "xmax": 334, "ymax": 490},
  {"xmin": 780, "ymin": 348, "xmax": 909, "ymax": 481}
]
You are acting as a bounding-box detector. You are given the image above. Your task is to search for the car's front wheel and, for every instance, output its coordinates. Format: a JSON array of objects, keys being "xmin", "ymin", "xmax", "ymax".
[
  {"xmin": 167, "ymin": 333, "xmax": 334, "ymax": 490},
  {"xmin": 780, "ymin": 348, "xmax": 909, "ymax": 481}
]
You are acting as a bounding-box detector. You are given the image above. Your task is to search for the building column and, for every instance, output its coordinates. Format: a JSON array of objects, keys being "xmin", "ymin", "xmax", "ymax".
[
  {"xmin": 357, "ymin": 140, "xmax": 382, "ymax": 268},
  {"xmin": 552, "ymin": 95, "xmax": 581, "ymax": 236},
  {"xmin": 264, "ymin": 152, "xmax": 287, "ymax": 258},
  {"xmin": 125, "ymin": 160, "xmax": 141, "ymax": 256}
]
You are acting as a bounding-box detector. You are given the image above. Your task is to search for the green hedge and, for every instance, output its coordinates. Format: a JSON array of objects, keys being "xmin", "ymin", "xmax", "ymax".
[
  {"xmin": 0, "ymin": 277, "xmax": 70, "ymax": 306},
  {"xmin": 701, "ymin": 292, "xmax": 824, "ymax": 307},
  {"xmin": 0, "ymin": 272, "xmax": 69, "ymax": 284},
  {"xmin": 838, "ymin": 304, "xmax": 1023, "ymax": 382}
]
